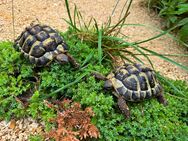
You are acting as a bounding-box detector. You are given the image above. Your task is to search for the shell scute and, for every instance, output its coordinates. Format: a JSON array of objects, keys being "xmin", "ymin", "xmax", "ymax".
[
  {"xmin": 28, "ymin": 25, "xmax": 42, "ymax": 35},
  {"xmin": 110, "ymin": 64, "xmax": 162, "ymax": 102},
  {"xmin": 36, "ymin": 31, "xmax": 49, "ymax": 41},
  {"xmin": 15, "ymin": 24, "xmax": 69, "ymax": 66}
]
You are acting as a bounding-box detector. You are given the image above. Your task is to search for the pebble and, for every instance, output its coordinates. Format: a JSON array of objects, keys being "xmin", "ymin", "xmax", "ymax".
[{"xmin": 0, "ymin": 118, "xmax": 44, "ymax": 141}]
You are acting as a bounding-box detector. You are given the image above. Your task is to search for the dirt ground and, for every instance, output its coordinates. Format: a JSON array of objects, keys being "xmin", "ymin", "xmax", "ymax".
[
  {"xmin": 0, "ymin": 0, "xmax": 188, "ymax": 81},
  {"xmin": 0, "ymin": 0, "xmax": 188, "ymax": 140}
]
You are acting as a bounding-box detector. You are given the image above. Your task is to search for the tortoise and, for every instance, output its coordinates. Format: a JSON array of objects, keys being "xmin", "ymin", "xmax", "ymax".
[
  {"xmin": 14, "ymin": 24, "xmax": 79, "ymax": 67},
  {"xmin": 93, "ymin": 63, "xmax": 168, "ymax": 118}
]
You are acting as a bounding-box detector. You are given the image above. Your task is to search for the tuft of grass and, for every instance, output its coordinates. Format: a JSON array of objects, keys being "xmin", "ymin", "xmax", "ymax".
[{"xmin": 64, "ymin": 0, "xmax": 188, "ymax": 72}]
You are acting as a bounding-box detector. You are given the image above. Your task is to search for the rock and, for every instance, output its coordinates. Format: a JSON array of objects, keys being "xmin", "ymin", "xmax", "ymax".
[{"xmin": 9, "ymin": 119, "xmax": 16, "ymax": 129}]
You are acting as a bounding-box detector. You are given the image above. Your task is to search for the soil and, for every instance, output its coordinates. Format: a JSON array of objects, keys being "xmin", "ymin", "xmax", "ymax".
[{"xmin": 0, "ymin": 0, "xmax": 188, "ymax": 140}]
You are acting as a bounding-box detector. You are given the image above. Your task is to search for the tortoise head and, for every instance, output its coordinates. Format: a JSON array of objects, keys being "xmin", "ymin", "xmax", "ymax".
[{"xmin": 104, "ymin": 80, "xmax": 113, "ymax": 90}]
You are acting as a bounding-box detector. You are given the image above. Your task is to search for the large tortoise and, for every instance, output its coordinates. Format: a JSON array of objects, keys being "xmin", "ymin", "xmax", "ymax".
[
  {"xmin": 14, "ymin": 24, "xmax": 79, "ymax": 67},
  {"xmin": 94, "ymin": 63, "xmax": 168, "ymax": 118}
]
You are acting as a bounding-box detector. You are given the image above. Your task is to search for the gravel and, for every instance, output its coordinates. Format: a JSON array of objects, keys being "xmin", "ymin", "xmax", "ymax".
[{"xmin": 0, "ymin": 118, "xmax": 44, "ymax": 141}]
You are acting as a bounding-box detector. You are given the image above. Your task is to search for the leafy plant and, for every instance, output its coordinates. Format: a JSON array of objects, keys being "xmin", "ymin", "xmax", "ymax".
[
  {"xmin": 29, "ymin": 135, "xmax": 44, "ymax": 141},
  {"xmin": 0, "ymin": 32, "xmax": 188, "ymax": 140},
  {"xmin": 64, "ymin": 0, "xmax": 188, "ymax": 72},
  {"xmin": 0, "ymin": 0, "xmax": 188, "ymax": 140},
  {"xmin": 178, "ymin": 22, "xmax": 188, "ymax": 44},
  {"xmin": 0, "ymin": 41, "xmax": 33, "ymax": 120},
  {"xmin": 148, "ymin": 0, "xmax": 188, "ymax": 45}
]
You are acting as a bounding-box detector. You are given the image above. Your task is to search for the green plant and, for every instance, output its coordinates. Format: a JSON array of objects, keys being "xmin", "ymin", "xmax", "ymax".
[
  {"xmin": 148, "ymin": 0, "xmax": 188, "ymax": 45},
  {"xmin": 0, "ymin": 0, "xmax": 188, "ymax": 140},
  {"xmin": 0, "ymin": 41, "xmax": 33, "ymax": 120},
  {"xmin": 64, "ymin": 0, "xmax": 188, "ymax": 71},
  {"xmin": 0, "ymin": 42, "xmax": 56, "ymax": 127},
  {"xmin": 29, "ymin": 135, "xmax": 44, "ymax": 141},
  {"xmin": 0, "ymin": 31, "xmax": 188, "ymax": 140},
  {"xmin": 72, "ymin": 72, "xmax": 188, "ymax": 140},
  {"xmin": 178, "ymin": 22, "xmax": 188, "ymax": 44}
]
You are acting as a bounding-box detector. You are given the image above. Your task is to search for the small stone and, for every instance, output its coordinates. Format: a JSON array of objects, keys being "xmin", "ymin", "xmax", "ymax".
[
  {"xmin": 18, "ymin": 133, "xmax": 24, "ymax": 141},
  {"xmin": 30, "ymin": 122, "xmax": 39, "ymax": 129},
  {"xmin": 9, "ymin": 119, "xmax": 16, "ymax": 129},
  {"xmin": 36, "ymin": 127, "xmax": 43, "ymax": 133},
  {"xmin": 18, "ymin": 122, "xmax": 23, "ymax": 129}
]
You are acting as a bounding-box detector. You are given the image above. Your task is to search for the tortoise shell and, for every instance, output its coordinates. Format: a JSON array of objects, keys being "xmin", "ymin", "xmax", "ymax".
[
  {"xmin": 107, "ymin": 64, "xmax": 163, "ymax": 102},
  {"xmin": 15, "ymin": 24, "xmax": 68, "ymax": 66}
]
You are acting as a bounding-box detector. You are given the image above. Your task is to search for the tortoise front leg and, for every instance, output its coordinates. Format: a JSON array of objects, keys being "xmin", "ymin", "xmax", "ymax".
[
  {"xmin": 118, "ymin": 96, "xmax": 130, "ymax": 119},
  {"xmin": 91, "ymin": 72, "xmax": 107, "ymax": 81},
  {"xmin": 156, "ymin": 92, "xmax": 168, "ymax": 106},
  {"xmin": 66, "ymin": 53, "xmax": 80, "ymax": 68}
]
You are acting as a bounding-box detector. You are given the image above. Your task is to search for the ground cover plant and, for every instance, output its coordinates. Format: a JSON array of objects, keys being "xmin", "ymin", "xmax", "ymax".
[
  {"xmin": 0, "ymin": 32, "xmax": 188, "ymax": 141},
  {"xmin": 148, "ymin": 0, "xmax": 188, "ymax": 46},
  {"xmin": 0, "ymin": 0, "xmax": 188, "ymax": 140}
]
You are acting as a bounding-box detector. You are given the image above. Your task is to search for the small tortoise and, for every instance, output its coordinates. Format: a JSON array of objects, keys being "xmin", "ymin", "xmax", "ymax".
[
  {"xmin": 14, "ymin": 24, "xmax": 79, "ymax": 67},
  {"xmin": 94, "ymin": 63, "xmax": 168, "ymax": 118}
]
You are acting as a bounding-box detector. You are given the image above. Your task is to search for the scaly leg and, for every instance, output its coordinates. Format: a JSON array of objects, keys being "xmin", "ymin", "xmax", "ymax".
[
  {"xmin": 66, "ymin": 53, "xmax": 80, "ymax": 68},
  {"xmin": 118, "ymin": 96, "xmax": 130, "ymax": 119},
  {"xmin": 156, "ymin": 92, "xmax": 168, "ymax": 106}
]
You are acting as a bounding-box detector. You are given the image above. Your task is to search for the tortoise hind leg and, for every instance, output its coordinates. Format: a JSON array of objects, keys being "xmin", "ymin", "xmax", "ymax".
[
  {"xmin": 118, "ymin": 96, "xmax": 130, "ymax": 119},
  {"xmin": 156, "ymin": 92, "xmax": 168, "ymax": 106}
]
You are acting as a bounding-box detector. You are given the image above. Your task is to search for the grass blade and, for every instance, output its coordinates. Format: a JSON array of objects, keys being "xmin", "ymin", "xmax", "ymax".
[
  {"xmin": 62, "ymin": 18, "xmax": 81, "ymax": 32},
  {"xmin": 73, "ymin": 4, "xmax": 77, "ymax": 27},
  {"xmin": 93, "ymin": 18, "xmax": 99, "ymax": 33},
  {"xmin": 111, "ymin": 0, "xmax": 121, "ymax": 16},
  {"xmin": 115, "ymin": 0, "xmax": 133, "ymax": 36},
  {"xmin": 118, "ymin": 0, "xmax": 128, "ymax": 21},
  {"xmin": 98, "ymin": 29, "xmax": 103, "ymax": 64},
  {"xmin": 49, "ymin": 72, "xmax": 88, "ymax": 96},
  {"xmin": 120, "ymin": 50, "xmax": 144, "ymax": 64},
  {"xmin": 119, "ymin": 52, "xmax": 135, "ymax": 64},
  {"xmin": 140, "ymin": 47, "xmax": 188, "ymax": 72},
  {"xmin": 132, "ymin": 23, "xmax": 187, "ymax": 46},
  {"xmin": 157, "ymin": 73, "xmax": 187, "ymax": 98},
  {"xmin": 64, "ymin": 0, "xmax": 73, "ymax": 25},
  {"xmin": 131, "ymin": 44, "xmax": 154, "ymax": 69},
  {"xmin": 127, "ymin": 53, "xmax": 188, "ymax": 57},
  {"xmin": 81, "ymin": 51, "xmax": 94, "ymax": 67}
]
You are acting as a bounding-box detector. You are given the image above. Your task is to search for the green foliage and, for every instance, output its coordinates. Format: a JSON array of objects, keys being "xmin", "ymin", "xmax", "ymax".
[
  {"xmin": 29, "ymin": 134, "xmax": 45, "ymax": 141},
  {"xmin": 0, "ymin": 31, "xmax": 188, "ymax": 140},
  {"xmin": 0, "ymin": 42, "xmax": 32, "ymax": 120},
  {"xmin": 179, "ymin": 22, "xmax": 188, "ymax": 44},
  {"xmin": 0, "ymin": 42, "xmax": 56, "ymax": 126},
  {"xmin": 72, "ymin": 71, "xmax": 188, "ymax": 140},
  {"xmin": 148, "ymin": 0, "xmax": 188, "ymax": 45},
  {"xmin": 0, "ymin": 1, "xmax": 187, "ymax": 140},
  {"xmin": 65, "ymin": 0, "xmax": 188, "ymax": 72}
]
